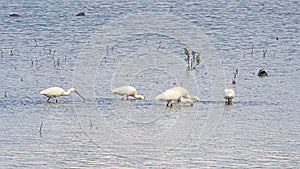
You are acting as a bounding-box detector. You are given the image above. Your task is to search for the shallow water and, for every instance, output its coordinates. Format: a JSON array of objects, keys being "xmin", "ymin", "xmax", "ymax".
[{"xmin": 0, "ymin": 0, "xmax": 299, "ymax": 168}]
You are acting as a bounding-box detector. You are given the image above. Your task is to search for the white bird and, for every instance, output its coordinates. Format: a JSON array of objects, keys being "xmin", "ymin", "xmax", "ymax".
[
  {"xmin": 224, "ymin": 89, "xmax": 235, "ymax": 105},
  {"xmin": 179, "ymin": 97, "xmax": 194, "ymax": 106},
  {"xmin": 40, "ymin": 87, "xmax": 85, "ymax": 103},
  {"xmin": 111, "ymin": 86, "xmax": 144, "ymax": 100},
  {"xmin": 156, "ymin": 89, "xmax": 182, "ymax": 107},
  {"xmin": 167, "ymin": 87, "xmax": 200, "ymax": 102}
]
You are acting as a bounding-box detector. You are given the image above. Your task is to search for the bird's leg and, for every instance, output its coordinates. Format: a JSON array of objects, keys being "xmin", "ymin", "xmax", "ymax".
[
  {"xmin": 56, "ymin": 99, "xmax": 58, "ymax": 103},
  {"xmin": 228, "ymin": 98, "xmax": 232, "ymax": 105},
  {"xmin": 166, "ymin": 102, "xmax": 169, "ymax": 107},
  {"xmin": 47, "ymin": 97, "xmax": 50, "ymax": 102}
]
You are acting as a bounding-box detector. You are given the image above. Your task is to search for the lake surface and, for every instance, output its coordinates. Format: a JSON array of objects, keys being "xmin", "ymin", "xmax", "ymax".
[{"xmin": 0, "ymin": 0, "xmax": 299, "ymax": 168}]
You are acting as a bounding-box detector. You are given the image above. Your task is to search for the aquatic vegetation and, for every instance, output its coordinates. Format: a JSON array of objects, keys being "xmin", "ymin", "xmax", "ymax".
[
  {"xmin": 232, "ymin": 67, "xmax": 238, "ymax": 85},
  {"xmin": 263, "ymin": 49, "xmax": 267, "ymax": 58},
  {"xmin": 183, "ymin": 48, "xmax": 201, "ymax": 71}
]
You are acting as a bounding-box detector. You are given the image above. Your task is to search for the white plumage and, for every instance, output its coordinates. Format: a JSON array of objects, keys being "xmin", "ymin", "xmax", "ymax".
[
  {"xmin": 156, "ymin": 89, "xmax": 182, "ymax": 107},
  {"xmin": 156, "ymin": 86, "xmax": 199, "ymax": 107},
  {"xmin": 179, "ymin": 97, "xmax": 194, "ymax": 106},
  {"xmin": 40, "ymin": 87, "xmax": 85, "ymax": 103},
  {"xmin": 224, "ymin": 89, "xmax": 235, "ymax": 105},
  {"xmin": 111, "ymin": 86, "xmax": 144, "ymax": 100},
  {"xmin": 169, "ymin": 87, "xmax": 200, "ymax": 102}
]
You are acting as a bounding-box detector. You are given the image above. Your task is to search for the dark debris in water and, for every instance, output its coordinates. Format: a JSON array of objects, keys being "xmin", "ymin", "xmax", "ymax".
[
  {"xmin": 232, "ymin": 80, "xmax": 236, "ymax": 85},
  {"xmin": 76, "ymin": 12, "xmax": 85, "ymax": 16},
  {"xmin": 258, "ymin": 69, "xmax": 268, "ymax": 77},
  {"xmin": 9, "ymin": 13, "xmax": 20, "ymax": 17}
]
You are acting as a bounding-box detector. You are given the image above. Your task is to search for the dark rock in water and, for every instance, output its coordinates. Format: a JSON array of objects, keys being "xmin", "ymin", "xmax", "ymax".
[
  {"xmin": 232, "ymin": 80, "xmax": 236, "ymax": 85},
  {"xmin": 10, "ymin": 13, "xmax": 20, "ymax": 17},
  {"xmin": 76, "ymin": 12, "xmax": 85, "ymax": 16},
  {"xmin": 258, "ymin": 69, "xmax": 268, "ymax": 77}
]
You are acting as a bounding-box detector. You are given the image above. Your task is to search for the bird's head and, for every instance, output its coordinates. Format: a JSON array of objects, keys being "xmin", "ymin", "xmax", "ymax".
[
  {"xmin": 69, "ymin": 88, "xmax": 85, "ymax": 101},
  {"xmin": 136, "ymin": 95, "xmax": 145, "ymax": 100},
  {"xmin": 191, "ymin": 96, "xmax": 200, "ymax": 102},
  {"xmin": 68, "ymin": 88, "xmax": 77, "ymax": 93}
]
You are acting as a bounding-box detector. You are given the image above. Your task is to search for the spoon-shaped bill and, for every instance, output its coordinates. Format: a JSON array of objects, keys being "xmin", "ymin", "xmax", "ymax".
[{"xmin": 75, "ymin": 91, "xmax": 85, "ymax": 101}]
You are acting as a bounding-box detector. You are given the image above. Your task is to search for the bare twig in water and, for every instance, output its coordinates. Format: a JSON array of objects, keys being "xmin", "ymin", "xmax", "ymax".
[
  {"xmin": 89, "ymin": 120, "xmax": 93, "ymax": 129},
  {"xmin": 57, "ymin": 58, "xmax": 60, "ymax": 66},
  {"xmin": 106, "ymin": 45, "xmax": 109, "ymax": 55},
  {"xmin": 169, "ymin": 5, "xmax": 174, "ymax": 12},
  {"xmin": 34, "ymin": 38, "xmax": 38, "ymax": 47},
  {"xmin": 157, "ymin": 41, "xmax": 161, "ymax": 51},
  {"xmin": 233, "ymin": 67, "xmax": 238, "ymax": 79},
  {"xmin": 0, "ymin": 49, "xmax": 3, "ymax": 57},
  {"xmin": 39, "ymin": 122, "xmax": 43, "ymax": 136},
  {"xmin": 263, "ymin": 49, "xmax": 267, "ymax": 58},
  {"xmin": 232, "ymin": 67, "xmax": 238, "ymax": 85}
]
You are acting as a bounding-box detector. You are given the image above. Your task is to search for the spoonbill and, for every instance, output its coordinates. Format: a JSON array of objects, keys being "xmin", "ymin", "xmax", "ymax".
[
  {"xmin": 224, "ymin": 89, "xmax": 235, "ymax": 105},
  {"xmin": 156, "ymin": 89, "xmax": 182, "ymax": 107},
  {"xmin": 111, "ymin": 86, "xmax": 144, "ymax": 100},
  {"xmin": 40, "ymin": 87, "xmax": 85, "ymax": 103},
  {"xmin": 167, "ymin": 87, "xmax": 200, "ymax": 102}
]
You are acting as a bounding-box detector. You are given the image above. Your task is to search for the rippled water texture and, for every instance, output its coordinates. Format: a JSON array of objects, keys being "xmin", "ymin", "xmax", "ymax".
[{"xmin": 0, "ymin": 0, "xmax": 299, "ymax": 168}]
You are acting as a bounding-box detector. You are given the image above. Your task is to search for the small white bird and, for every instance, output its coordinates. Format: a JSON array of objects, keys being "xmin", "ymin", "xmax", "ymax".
[
  {"xmin": 224, "ymin": 89, "xmax": 235, "ymax": 105},
  {"xmin": 156, "ymin": 89, "xmax": 182, "ymax": 107},
  {"xmin": 168, "ymin": 87, "xmax": 200, "ymax": 102},
  {"xmin": 40, "ymin": 87, "xmax": 85, "ymax": 103},
  {"xmin": 111, "ymin": 86, "xmax": 144, "ymax": 100}
]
